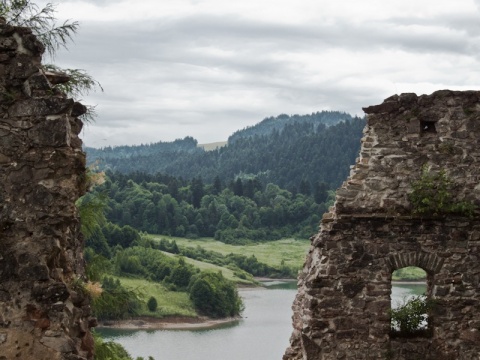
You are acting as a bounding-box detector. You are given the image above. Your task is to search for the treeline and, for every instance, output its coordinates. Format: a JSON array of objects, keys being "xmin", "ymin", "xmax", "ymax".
[
  {"xmin": 86, "ymin": 114, "xmax": 365, "ymax": 190},
  {"xmin": 86, "ymin": 136, "xmax": 201, "ymax": 164},
  {"xmin": 228, "ymin": 111, "xmax": 360, "ymax": 143},
  {"xmin": 96, "ymin": 171, "xmax": 332, "ymax": 243}
]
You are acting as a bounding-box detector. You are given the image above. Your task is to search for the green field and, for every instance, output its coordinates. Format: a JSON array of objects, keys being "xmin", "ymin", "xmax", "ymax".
[
  {"xmin": 161, "ymin": 251, "xmax": 257, "ymax": 285},
  {"xmin": 117, "ymin": 276, "xmax": 197, "ymax": 318},
  {"xmin": 154, "ymin": 236, "xmax": 311, "ymax": 271}
]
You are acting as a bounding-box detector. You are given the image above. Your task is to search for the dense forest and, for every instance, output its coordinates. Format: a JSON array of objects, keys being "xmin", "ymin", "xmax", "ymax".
[
  {"xmin": 90, "ymin": 171, "xmax": 333, "ymax": 244},
  {"xmin": 85, "ymin": 112, "xmax": 365, "ymax": 190}
]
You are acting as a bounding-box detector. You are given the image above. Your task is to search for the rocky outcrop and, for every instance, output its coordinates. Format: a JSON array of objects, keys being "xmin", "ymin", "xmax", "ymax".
[
  {"xmin": 0, "ymin": 18, "xmax": 94, "ymax": 359},
  {"xmin": 284, "ymin": 91, "xmax": 480, "ymax": 360}
]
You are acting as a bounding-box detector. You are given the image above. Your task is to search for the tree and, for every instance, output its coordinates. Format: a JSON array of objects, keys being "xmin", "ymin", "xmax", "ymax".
[
  {"xmin": 233, "ymin": 178, "xmax": 244, "ymax": 196},
  {"xmin": 299, "ymin": 179, "xmax": 311, "ymax": 196},
  {"xmin": 314, "ymin": 181, "xmax": 329, "ymax": 204},
  {"xmin": 167, "ymin": 261, "xmax": 195, "ymax": 288},
  {"xmin": 188, "ymin": 271, "xmax": 243, "ymax": 318},
  {"xmin": 191, "ymin": 177, "xmax": 204, "ymax": 208},
  {"xmin": 147, "ymin": 296, "xmax": 158, "ymax": 312},
  {"xmin": 212, "ymin": 176, "xmax": 222, "ymax": 195}
]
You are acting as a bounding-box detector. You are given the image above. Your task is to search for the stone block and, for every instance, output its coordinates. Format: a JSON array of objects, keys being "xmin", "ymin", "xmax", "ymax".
[
  {"xmin": 31, "ymin": 282, "xmax": 70, "ymax": 304},
  {"xmin": 28, "ymin": 115, "xmax": 71, "ymax": 147},
  {"xmin": 0, "ymin": 36, "xmax": 16, "ymax": 50},
  {"xmin": 40, "ymin": 335, "xmax": 75, "ymax": 353},
  {"xmin": 9, "ymin": 98, "xmax": 73, "ymax": 117}
]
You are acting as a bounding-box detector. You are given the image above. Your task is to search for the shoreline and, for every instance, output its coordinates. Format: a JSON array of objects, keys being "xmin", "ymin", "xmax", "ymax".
[
  {"xmin": 97, "ymin": 280, "xmax": 424, "ymax": 331},
  {"xmin": 97, "ymin": 315, "xmax": 241, "ymax": 331},
  {"xmin": 97, "ymin": 279, "xmax": 295, "ymax": 331}
]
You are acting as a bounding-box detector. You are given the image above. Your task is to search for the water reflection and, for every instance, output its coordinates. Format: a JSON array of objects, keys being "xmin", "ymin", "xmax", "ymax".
[{"xmin": 391, "ymin": 282, "xmax": 427, "ymax": 308}]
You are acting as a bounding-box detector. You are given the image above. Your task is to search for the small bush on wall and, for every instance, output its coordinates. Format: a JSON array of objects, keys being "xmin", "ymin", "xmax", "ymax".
[{"xmin": 409, "ymin": 165, "xmax": 475, "ymax": 217}]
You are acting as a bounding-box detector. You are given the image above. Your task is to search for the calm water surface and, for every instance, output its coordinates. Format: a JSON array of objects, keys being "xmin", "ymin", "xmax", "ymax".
[{"xmin": 97, "ymin": 281, "xmax": 425, "ymax": 360}]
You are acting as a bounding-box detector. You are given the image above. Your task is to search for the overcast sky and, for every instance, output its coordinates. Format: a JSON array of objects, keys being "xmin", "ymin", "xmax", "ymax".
[{"xmin": 41, "ymin": 0, "xmax": 480, "ymax": 148}]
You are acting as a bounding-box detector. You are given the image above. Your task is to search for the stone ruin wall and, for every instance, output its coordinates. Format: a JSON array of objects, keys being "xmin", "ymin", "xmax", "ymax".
[
  {"xmin": 0, "ymin": 19, "xmax": 94, "ymax": 359},
  {"xmin": 284, "ymin": 91, "xmax": 480, "ymax": 359}
]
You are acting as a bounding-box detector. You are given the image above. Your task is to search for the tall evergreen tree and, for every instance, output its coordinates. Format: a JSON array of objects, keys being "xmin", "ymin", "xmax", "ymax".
[{"xmin": 191, "ymin": 177, "xmax": 204, "ymax": 209}]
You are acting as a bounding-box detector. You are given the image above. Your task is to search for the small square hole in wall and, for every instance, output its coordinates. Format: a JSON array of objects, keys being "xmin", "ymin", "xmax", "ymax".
[{"xmin": 420, "ymin": 121, "xmax": 437, "ymax": 135}]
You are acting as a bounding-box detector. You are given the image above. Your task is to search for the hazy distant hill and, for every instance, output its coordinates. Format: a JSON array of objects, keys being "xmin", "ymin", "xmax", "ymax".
[
  {"xmin": 228, "ymin": 111, "xmax": 358, "ymax": 143},
  {"xmin": 85, "ymin": 111, "xmax": 366, "ymax": 191},
  {"xmin": 86, "ymin": 136, "xmax": 202, "ymax": 165}
]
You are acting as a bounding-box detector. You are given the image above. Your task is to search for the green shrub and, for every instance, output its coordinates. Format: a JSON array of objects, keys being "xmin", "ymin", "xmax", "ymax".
[
  {"xmin": 147, "ymin": 296, "xmax": 158, "ymax": 312},
  {"xmin": 390, "ymin": 295, "xmax": 432, "ymax": 334}
]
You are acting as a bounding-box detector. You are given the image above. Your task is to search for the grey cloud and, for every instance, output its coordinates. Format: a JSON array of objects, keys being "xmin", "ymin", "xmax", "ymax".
[
  {"xmin": 52, "ymin": 3, "xmax": 480, "ymax": 148},
  {"xmin": 65, "ymin": 13, "xmax": 475, "ymax": 67}
]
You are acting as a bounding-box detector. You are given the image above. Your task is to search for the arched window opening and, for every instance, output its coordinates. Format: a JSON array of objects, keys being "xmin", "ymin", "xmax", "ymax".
[{"xmin": 390, "ymin": 266, "xmax": 432, "ymax": 338}]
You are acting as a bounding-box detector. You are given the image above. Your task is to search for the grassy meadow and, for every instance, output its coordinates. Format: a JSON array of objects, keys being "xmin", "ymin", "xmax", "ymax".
[
  {"xmin": 161, "ymin": 251, "xmax": 257, "ymax": 285},
  {"xmin": 117, "ymin": 276, "xmax": 197, "ymax": 318},
  {"xmin": 154, "ymin": 236, "xmax": 311, "ymax": 272}
]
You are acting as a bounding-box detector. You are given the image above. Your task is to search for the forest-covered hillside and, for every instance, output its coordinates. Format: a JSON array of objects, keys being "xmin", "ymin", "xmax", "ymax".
[
  {"xmin": 85, "ymin": 112, "xmax": 365, "ymax": 191},
  {"xmin": 228, "ymin": 111, "xmax": 361, "ymax": 143}
]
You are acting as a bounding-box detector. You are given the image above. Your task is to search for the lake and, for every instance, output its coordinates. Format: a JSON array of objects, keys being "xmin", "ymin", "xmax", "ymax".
[{"xmin": 97, "ymin": 281, "xmax": 426, "ymax": 360}]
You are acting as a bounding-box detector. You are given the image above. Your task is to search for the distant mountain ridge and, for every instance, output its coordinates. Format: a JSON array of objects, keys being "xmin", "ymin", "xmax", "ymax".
[
  {"xmin": 85, "ymin": 111, "xmax": 366, "ymax": 191},
  {"xmin": 86, "ymin": 136, "xmax": 201, "ymax": 163},
  {"xmin": 228, "ymin": 111, "xmax": 360, "ymax": 143}
]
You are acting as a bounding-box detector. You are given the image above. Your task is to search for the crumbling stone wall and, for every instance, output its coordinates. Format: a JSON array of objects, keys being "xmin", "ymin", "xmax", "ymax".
[
  {"xmin": 0, "ymin": 19, "xmax": 94, "ymax": 359},
  {"xmin": 284, "ymin": 90, "xmax": 480, "ymax": 360}
]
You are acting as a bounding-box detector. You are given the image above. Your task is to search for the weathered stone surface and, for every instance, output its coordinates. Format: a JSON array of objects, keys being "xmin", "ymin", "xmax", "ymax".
[
  {"xmin": 8, "ymin": 98, "xmax": 74, "ymax": 117},
  {"xmin": 284, "ymin": 91, "xmax": 480, "ymax": 360},
  {"xmin": 0, "ymin": 23, "xmax": 93, "ymax": 359}
]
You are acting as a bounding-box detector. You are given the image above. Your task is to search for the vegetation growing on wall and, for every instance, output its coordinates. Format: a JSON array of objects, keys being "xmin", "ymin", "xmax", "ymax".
[{"xmin": 409, "ymin": 165, "xmax": 476, "ymax": 217}]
